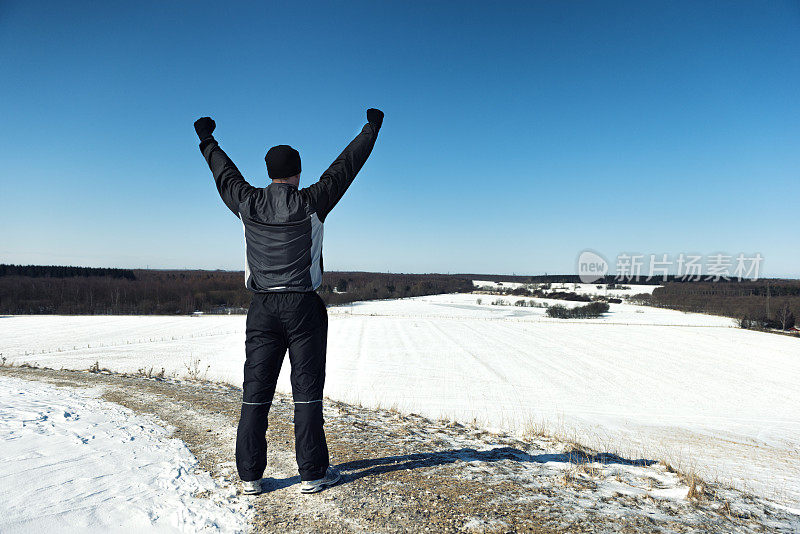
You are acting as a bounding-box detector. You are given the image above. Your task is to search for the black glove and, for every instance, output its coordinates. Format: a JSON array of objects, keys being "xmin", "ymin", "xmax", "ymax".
[
  {"xmin": 367, "ymin": 108, "xmax": 384, "ymax": 130},
  {"xmin": 194, "ymin": 117, "xmax": 216, "ymax": 141}
]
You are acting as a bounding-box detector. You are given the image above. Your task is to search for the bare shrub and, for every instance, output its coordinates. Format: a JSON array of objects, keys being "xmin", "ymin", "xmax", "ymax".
[
  {"xmin": 184, "ymin": 357, "xmax": 210, "ymax": 381},
  {"xmin": 137, "ymin": 367, "xmax": 164, "ymax": 379}
]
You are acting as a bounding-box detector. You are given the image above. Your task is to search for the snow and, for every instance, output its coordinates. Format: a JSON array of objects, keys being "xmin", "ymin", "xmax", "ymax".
[
  {"xmin": 2, "ymin": 293, "xmax": 799, "ymax": 509},
  {"xmin": 472, "ymin": 279, "xmax": 528, "ymax": 290},
  {"xmin": 0, "ymin": 375, "xmax": 246, "ymax": 533},
  {"xmin": 331, "ymin": 291, "xmax": 732, "ymax": 326},
  {"xmin": 472, "ymin": 280, "xmax": 661, "ymax": 297}
]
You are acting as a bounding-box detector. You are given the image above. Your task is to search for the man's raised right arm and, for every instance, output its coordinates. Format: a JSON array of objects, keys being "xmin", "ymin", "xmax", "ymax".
[{"xmin": 194, "ymin": 116, "xmax": 255, "ymax": 216}]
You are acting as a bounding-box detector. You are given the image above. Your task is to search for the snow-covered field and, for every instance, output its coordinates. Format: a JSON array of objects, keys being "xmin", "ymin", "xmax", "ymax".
[
  {"xmin": 472, "ymin": 280, "xmax": 660, "ymax": 297},
  {"xmin": 2, "ymin": 293, "xmax": 799, "ymax": 511},
  {"xmin": 0, "ymin": 375, "xmax": 246, "ymax": 533}
]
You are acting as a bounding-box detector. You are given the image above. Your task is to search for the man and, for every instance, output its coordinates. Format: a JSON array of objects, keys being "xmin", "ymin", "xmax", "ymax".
[{"xmin": 194, "ymin": 108, "xmax": 383, "ymax": 495}]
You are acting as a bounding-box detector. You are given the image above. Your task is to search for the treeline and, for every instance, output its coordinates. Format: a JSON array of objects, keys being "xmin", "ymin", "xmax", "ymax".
[
  {"xmin": 461, "ymin": 274, "xmax": 666, "ymax": 285},
  {"xmin": 634, "ymin": 280, "xmax": 800, "ymax": 330},
  {"xmin": 477, "ymin": 284, "xmax": 622, "ymax": 304},
  {"xmin": 317, "ymin": 272, "xmax": 473, "ymax": 306},
  {"xmin": 0, "ymin": 264, "xmax": 136, "ymax": 280},
  {"xmin": 0, "ymin": 270, "xmax": 248, "ymax": 315},
  {"xmin": 465, "ymin": 273, "xmax": 785, "ymax": 285},
  {"xmin": 546, "ymin": 302, "xmax": 610, "ymax": 319},
  {"xmin": 0, "ymin": 267, "xmax": 474, "ymax": 315}
]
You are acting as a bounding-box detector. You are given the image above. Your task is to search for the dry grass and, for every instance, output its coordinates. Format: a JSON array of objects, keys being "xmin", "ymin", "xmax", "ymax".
[
  {"xmin": 661, "ymin": 459, "xmax": 728, "ymax": 510},
  {"xmin": 686, "ymin": 474, "xmax": 704, "ymax": 500},
  {"xmin": 137, "ymin": 366, "xmax": 166, "ymax": 379},
  {"xmin": 183, "ymin": 357, "xmax": 210, "ymax": 381},
  {"xmin": 522, "ymin": 417, "xmax": 549, "ymax": 439},
  {"xmin": 87, "ymin": 360, "xmax": 110, "ymax": 374}
]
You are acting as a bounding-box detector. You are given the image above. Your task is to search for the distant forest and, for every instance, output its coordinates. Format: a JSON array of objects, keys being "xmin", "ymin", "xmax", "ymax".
[
  {"xmin": 632, "ymin": 280, "xmax": 800, "ymax": 330},
  {"xmin": 459, "ymin": 274, "xmax": 667, "ymax": 285},
  {"xmin": 0, "ymin": 264, "xmax": 136, "ymax": 280},
  {"xmin": 0, "ymin": 264, "xmax": 473, "ymax": 315},
  {"xmin": 2, "ymin": 264, "xmax": 796, "ymax": 328}
]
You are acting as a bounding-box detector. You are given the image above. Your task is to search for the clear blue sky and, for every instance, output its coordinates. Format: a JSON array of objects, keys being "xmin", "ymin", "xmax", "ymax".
[{"xmin": 1, "ymin": 1, "xmax": 798, "ymax": 276}]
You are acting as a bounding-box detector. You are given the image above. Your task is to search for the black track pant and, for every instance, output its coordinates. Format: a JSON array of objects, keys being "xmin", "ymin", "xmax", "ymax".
[{"xmin": 236, "ymin": 291, "xmax": 329, "ymax": 482}]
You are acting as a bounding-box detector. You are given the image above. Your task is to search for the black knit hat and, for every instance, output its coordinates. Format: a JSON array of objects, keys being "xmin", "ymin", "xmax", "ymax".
[{"xmin": 265, "ymin": 145, "xmax": 301, "ymax": 179}]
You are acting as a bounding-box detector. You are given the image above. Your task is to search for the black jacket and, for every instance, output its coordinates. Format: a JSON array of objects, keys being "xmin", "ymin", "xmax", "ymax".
[{"xmin": 200, "ymin": 123, "xmax": 379, "ymax": 292}]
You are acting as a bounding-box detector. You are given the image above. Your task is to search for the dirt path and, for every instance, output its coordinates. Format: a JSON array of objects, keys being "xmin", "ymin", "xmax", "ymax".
[{"xmin": 2, "ymin": 366, "xmax": 797, "ymax": 533}]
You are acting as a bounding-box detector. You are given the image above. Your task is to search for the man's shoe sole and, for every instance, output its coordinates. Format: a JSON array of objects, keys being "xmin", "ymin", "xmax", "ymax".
[{"xmin": 300, "ymin": 471, "xmax": 341, "ymax": 494}]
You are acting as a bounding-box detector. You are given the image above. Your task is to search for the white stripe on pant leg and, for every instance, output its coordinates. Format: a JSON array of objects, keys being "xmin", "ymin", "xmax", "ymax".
[
  {"xmin": 242, "ymin": 401, "xmax": 272, "ymax": 405},
  {"xmin": 293, "ymin": 399, "xmax": 323, "ymax": 404}
]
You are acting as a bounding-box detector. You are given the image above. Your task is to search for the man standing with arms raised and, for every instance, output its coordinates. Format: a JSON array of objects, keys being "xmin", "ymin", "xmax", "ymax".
[{"xmin": 194, "ymin": 108, "xmax": 384, "ymax": 494}]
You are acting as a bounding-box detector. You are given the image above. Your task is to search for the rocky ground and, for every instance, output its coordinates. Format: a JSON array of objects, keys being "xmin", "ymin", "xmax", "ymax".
[{"xmin": 2, "ymin": 365, "xmax": 798, "ymax": 533}]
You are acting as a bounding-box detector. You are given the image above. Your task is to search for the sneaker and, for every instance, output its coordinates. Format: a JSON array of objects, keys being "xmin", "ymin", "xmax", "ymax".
[
  {"xmin": 300, "ymin": 467, "xmax": 341, "ymax": 494},
  {"xmin": 241, "ymin": 479, "xmax": 262, "ymax": 495}
]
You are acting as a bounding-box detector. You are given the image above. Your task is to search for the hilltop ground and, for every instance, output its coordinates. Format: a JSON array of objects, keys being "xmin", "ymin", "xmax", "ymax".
[
  {"xmin": 5, "ymin": 291, "xmax": 797, "ymax": 507},
  {"xmin": 2, "ymin": 366, "xmax": 797, "ymax": 533}
]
